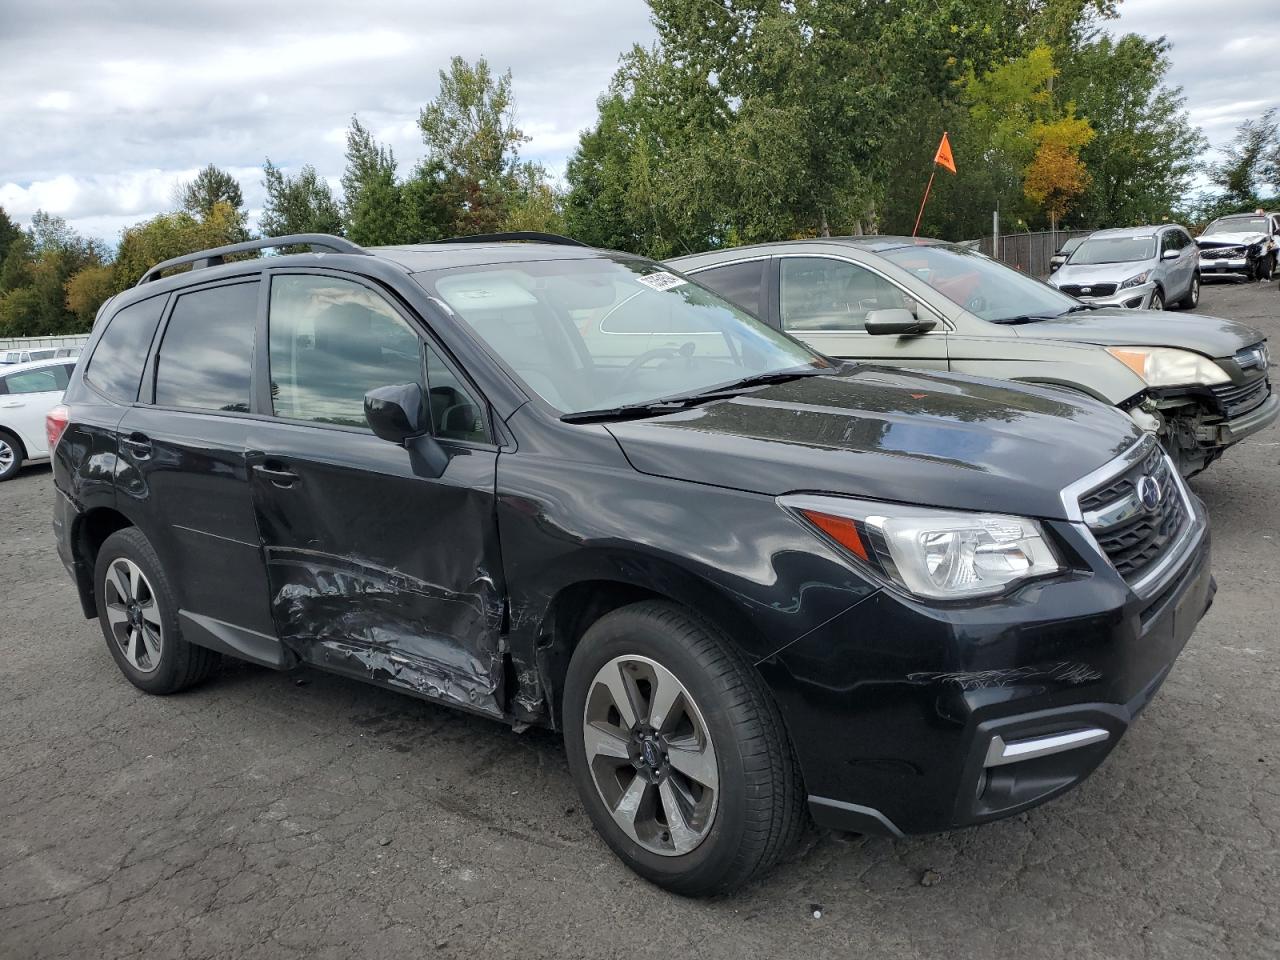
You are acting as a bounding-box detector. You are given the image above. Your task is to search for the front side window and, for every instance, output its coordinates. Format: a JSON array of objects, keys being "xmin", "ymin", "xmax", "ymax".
[
  {"xmin": 269, "ymin": 274, "xmax": 427, "ymax": 430},
  {"xmin": 155, "ymin": 281, "xmax": 258, "ymax": 413},
  {"xmin": 85, "ymin": 295, "xmax": 166, "ymax": 403},
  {"xmin": 883, "ymin": 243, "xmax": 1079, "ymax": 324},
  {"xmin": 780, "ymin": 257, "xmax": 910, "ymax": 332},
  {"xmin": 416, "ymin": 256, "xmax": 825, "ymax": 415},
  {"xmin": 2, "ymin": 365, "xmax": 69, "ymax": 395}
]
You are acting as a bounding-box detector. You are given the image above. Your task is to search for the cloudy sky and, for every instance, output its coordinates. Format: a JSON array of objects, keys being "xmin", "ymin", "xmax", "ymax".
[{"xmin": 1, "ymin": 0, "xmax": 1276, "ymax": 246}]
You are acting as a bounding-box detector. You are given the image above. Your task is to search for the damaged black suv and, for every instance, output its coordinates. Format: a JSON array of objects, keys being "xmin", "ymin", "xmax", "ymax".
[{"xmin": 52, "ymin": 233, "xmax": 1214, "ymax": 896}]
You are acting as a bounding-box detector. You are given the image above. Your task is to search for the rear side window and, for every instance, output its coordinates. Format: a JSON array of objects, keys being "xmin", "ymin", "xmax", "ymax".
[
  {"xmin": 85, "ymin": 296, "xmax": 166, "ymax": 403},
  {"xmin": 692, "ymin": 260, "xmax": 766, "ymax": 318},
  {"xmin": 1, "ymin": 365, "xmax": 70, "ymax": 395},
  {"xmin": 154, "ymin": 281, "xmax": 258, "ymax": 413}
]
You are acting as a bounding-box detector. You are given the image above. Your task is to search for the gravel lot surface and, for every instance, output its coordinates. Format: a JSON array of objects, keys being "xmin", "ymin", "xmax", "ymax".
[{"xmin": 1, "ymin": 280, "xmax": 1277, "ymax": 960}]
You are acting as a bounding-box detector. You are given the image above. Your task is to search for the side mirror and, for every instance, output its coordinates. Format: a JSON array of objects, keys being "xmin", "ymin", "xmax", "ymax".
[
  {"xmin": 1161, "ymin": 249, "xmax": 1179, "ymax": 260},
  {"xmin": 864, "ymin": 308, "xmax": 937, "ymax": 336},
  {"xmin": 364, "ymin": 383, "xmax": 429, "ymax": 444}
]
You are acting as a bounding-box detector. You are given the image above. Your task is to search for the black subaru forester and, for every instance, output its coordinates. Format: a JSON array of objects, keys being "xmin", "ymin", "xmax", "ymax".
[{"xmin": 51, "ymin": 232, "xmax": 1214, "ymax": 896}]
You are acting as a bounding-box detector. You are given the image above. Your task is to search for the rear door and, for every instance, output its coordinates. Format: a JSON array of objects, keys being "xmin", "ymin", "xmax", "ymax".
[
  {"xmin": 116, "ymin": 276, "xmax": 278, "ymax": 655},
  {"xmin": 245, "ymin": 271, "xmax": 506, "ymax": 716},
  {"xmin": 0, "ymin": 362, "xmax": 72, "ymax": 456},
  {"xmin": 774, "ymin": 255, "xmax": 949, "ymax": 369}
]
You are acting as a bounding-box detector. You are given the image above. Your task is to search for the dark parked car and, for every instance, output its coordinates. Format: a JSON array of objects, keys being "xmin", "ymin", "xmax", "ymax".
[
  {"xmin": 51, "ymin": 233, "xmax": 1214, "ymax": 895},
  {"xmin": 1048, "ymin": 235, "xmax": 1087, "ymax": 274}
]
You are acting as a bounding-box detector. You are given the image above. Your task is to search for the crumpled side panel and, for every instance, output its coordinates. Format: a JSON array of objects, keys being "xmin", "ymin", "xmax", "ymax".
[{"xmin": 269, "ymin": 549, "xmax": 504, "ymax": 716}]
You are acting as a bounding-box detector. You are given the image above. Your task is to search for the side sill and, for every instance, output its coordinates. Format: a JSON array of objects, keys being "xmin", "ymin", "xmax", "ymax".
[{"xmin": 179, "ymin": 610, "xmax": 288, "ymax": 669}]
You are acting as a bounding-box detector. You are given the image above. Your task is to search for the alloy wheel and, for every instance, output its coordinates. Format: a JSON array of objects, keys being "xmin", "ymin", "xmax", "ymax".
[
  {"xmin": 581, "ymin": 655, "xmax": 719, "ymax": 857},
  {"xmin": 0, "ymin": 439, "xmax": 14, "ymax": 475},
  {"xmin": 1190, "ymin": 277, "xmax": 1200, "ymax": 306},
  {"xmin": 1150, "ymin": 291, "xmax": 1163, "ymax": 311},
  {"xmin": 103, "ymin": 557, "xmax": 164, "ymax": 673}
]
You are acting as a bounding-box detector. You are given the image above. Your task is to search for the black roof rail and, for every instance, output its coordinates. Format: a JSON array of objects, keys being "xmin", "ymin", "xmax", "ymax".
[
  {"xmin": 136, "ymin": 234, "xmax": 368, "ymax": 286},
  {"xmin": 431, "ymin": 231, "xmax": 589, "ymax": 248}
]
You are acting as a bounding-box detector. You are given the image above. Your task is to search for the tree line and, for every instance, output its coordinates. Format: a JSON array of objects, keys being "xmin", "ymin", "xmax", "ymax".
[{"xmin": 2, "ymin": 0, "xmax": 1277, "ymax": 338}]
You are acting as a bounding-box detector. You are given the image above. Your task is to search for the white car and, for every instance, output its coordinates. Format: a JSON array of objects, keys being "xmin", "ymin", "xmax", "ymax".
[{"xmin": 0, "ymin": 357, "xmax": 78, "ymax": 481}]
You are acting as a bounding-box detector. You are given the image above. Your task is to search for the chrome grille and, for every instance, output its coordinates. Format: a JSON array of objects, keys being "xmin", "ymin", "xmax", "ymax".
[
  {"xmin": 1211, "ymin": 377, "xmax": 1269, "ymax": 417},
  {"xmin": 1077, "ymin": 442, "xmax": 1191, "ymax": 586}
]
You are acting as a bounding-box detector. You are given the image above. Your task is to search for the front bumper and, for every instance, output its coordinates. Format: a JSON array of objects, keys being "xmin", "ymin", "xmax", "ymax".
[
  {"xmin": 1072, "ymin": 281, "xmax": 1156, "ymax": 310},
  {"xmin": 1198, "ymin": 257, "xmax": 1250, "ymax": 276},
  {"xmin": 1217, "ymin": 392, "xmax": 1279, "ymax": 443},
  {"xmin": 757, "ymin": 502, "xmax": 1213, "ymax": 837}
]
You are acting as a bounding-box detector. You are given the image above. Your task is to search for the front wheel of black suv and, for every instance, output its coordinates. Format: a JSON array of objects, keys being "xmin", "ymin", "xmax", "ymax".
[
  {"xmin": 94, "ymin": 527, "xmax": 219, "ymax": 694},
  {"xmin": 562, "ymin": 600, "xmax": 806, "ymax": 896}
]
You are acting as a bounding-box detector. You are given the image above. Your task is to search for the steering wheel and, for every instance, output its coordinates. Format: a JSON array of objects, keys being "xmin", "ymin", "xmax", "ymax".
[
  {"xmin": 615, "ymin": 347, "xmax": 682, "ymax": 392},
  {"xmin": 964, "ymin": 294, "xmax": 989, "ymax": 313}
]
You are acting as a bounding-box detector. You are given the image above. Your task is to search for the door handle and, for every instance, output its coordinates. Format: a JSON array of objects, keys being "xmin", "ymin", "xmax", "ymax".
[
  {"xmin": 120, "ymin": 433, "xmax": 153, "ymax": 459},
  {"xmin": 254, "ymin": 463, "xmax": 300, "ymax": 488},
  {"xmin": 0, "ymin": 401, "xmax": 23, "ymax": 408}
]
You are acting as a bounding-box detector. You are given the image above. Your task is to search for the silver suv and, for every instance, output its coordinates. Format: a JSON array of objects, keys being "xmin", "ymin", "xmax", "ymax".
[{"xmin": 1048, "ymin": 225, "xmax": 1200, "ymax": 311}]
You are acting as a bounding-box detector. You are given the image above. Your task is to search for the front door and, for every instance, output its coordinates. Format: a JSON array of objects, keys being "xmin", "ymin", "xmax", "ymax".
[
  {"xmin": 0, "ymin": 361, "xmax": 75, "ymax": 457},
  {"xmin": 774, "ymin": 256, "xmax": 949, "ymax": 370},
  {"xmin": 246, "ymin": 271, "xmax": 506, "ymax": 716}
]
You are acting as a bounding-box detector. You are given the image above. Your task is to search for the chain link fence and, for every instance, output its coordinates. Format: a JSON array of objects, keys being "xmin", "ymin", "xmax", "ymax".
[{"xmin": 971, "ymin": 229, "xmax": 1094, "ymax": 279}]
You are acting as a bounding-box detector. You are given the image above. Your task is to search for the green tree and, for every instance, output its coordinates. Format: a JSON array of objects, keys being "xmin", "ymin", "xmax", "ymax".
[
  {"xmin": 341, "ymin": 117, "xmax": 406, "ymax": 245},
  {"xmin": 114, "ymin": 202, "xmax": 248, "ymax": 288},
  {"xmin": 1059, "ymin": 34, "xmax": 1206, "ymax": 226},
  {"xmin": 418, "ymin": 56, "xmax": 530, "ymax": 235},
  {"xmin": 179, "ymin": 164, "xmax": 246, "ymax": 220},
  {"xmin": 65, "ymin": 263, "xmax": 117, "ymax": 326},
  {"xmin": 1206, "ymin": 108, "xmax": 1279, "ymax": 212},
  {"xmin": 502, "ymin": 161, "xmax": 565, "ymax": 234},
  {"xmin": 0, "ymin": 206, "xmax": 21, "ymax": 268},
  {"xmin": 260, "ymin": 160, "xmax": 343, "ymax": 237},
  {"xmin": 398, "ymin": 161, "xmax": 453, "ymax": 243}
]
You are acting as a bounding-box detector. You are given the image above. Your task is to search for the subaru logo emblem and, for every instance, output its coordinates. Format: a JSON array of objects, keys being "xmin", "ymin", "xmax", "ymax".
[
  {"xmin": 641, "ymin": 739, "xmax": 661, "ymax": 769},
  {"xmin": 1081, "ymin": 287, "xmax": 1092, "ymax": 294},
  {"xmin": 1138, "ymin": 475, "xmax": 1162, "ymax": 511}
]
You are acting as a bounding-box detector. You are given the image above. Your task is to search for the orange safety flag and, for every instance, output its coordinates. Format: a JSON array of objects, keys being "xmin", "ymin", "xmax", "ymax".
[{"xmin": 933, "ymin": 132, "xmax": 957, "ymax": 174}]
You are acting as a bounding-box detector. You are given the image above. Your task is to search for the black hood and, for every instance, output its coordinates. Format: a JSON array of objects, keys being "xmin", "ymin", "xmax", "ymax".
[
  {"xmin": 1025, "ymin": 309, "xmax": 1264, "ymax": 358},
  {"xmin": 606, "ymin": 367, "xmax": 1143, "ymax": 520}
]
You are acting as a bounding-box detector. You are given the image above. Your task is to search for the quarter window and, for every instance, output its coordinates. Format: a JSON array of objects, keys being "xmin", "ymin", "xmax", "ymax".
[
  {"xmin": 780, "ymin": 257, "xmax": 910, "ymax": 332},
  {"xmin": 85, "ymin": 295, "xmax": 166, "ymax": 403},
  {"xmin": 692, "ymin": 260, "xmax": 766, "ymax": 318},
  {"xmin": 425, "ymin": 342, "xmax": 489, "ymax": 443},
  {"xmin": 154, "ymin": 282, "xmax": 258, "ymax": 413}
]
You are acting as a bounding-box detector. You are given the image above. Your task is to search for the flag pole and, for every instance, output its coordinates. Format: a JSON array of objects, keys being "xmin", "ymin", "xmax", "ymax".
[{"xmin": 912, "ymin": 169, "xmax": 937, "ymax": 238}]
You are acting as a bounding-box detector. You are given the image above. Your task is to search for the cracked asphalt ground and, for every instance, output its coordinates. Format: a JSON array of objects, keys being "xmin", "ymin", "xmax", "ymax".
[{"xmin": 2, "ymin": 282, "xmax": 1277, "ymax": 960}]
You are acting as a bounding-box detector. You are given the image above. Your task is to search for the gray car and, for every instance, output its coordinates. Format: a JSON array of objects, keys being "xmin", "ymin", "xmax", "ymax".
[
  {"xmin": 668, "ymin": 237, "xmax": 1275, "ymax": 476},
  {"xmin": 1048, "ymin": 225, "xmax": 1200, "ymax": 311}
]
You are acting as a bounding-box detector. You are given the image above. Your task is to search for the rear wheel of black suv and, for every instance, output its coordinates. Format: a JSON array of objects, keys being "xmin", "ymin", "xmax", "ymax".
[
  {"xmin": 93, "ymin": 528, "xmax": 219, "ymax": 694},
  {"xmin": 562, "ymin": 600, "xmax": 806, "ymax": 896}
]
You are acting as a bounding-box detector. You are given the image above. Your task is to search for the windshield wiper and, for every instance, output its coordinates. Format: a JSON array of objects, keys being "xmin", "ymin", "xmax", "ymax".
[
  {"xmin": 993, "ymin": 304, "xmax": 1096, "ymax": 325},
  {"xmin": 561, "ymin": 366, "xmax": 833, "ymax": 424}
]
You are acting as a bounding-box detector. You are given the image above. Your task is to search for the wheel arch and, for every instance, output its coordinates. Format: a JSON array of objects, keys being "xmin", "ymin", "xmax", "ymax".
[
  {"xmin": 518, "ymin": 557, "xmax": 776, "ymax": 730},
  {"xmin": 70, "ymin": 506, "xmax": 135, "ymax": 617}
]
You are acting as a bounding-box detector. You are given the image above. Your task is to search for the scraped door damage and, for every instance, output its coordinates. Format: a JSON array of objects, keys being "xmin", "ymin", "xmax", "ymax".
[{"xmin": 247, "ymin": 424, "xmax": 506, "ymax": 716}]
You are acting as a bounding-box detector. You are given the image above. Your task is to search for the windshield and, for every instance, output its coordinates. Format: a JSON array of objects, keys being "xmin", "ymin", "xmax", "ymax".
[
  {"xmin": 1204, "ymin": 217, "xmax": 1266, "ymax": 235},
  {"xmin": 879, "ymin": 244, "xmax": 1078, "ymax": 324},
  {"xmin": 1068, "ymin": 235, "xmax": 1156, "ymax": 265},
  {"xmin": 415, "ymin": 256, "xmax": 828, "ymax": 415}
]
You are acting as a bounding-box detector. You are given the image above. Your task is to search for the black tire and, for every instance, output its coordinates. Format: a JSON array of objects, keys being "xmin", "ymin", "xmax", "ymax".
[
  {"xmin": 1149, "ymin": 287, "xmax": 1164, "ymax": 311},
  {"xmin": 1175, "ymin": 273, "xmax": 1200, "ymax": 310},
  {"xmin": 0, "ymin": 429, "xmax": 26, "ymax": 481},
  {"xmin": 563, "ymin": 600, "xmax": 806, "ymax": 896},
  {"xmin": 93, "ymin": 527, "xmax": 219, "ymax": 694}
]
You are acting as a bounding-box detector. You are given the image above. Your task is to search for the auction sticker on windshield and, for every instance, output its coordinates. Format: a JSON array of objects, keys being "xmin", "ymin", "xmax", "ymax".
[{"xmin": 635, "ymin": 271, "xmax": 687, "ymax": 291}]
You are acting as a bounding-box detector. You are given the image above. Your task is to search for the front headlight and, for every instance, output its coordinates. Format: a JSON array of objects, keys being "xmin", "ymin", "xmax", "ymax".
[
  {"xmin": 1118, "ymin": 271, "xmax": 1150, "ymax": 290},
  {"xmin": 1106, "ymin": 346, "xmax": 1230, "ymax": 386},
  {"xmin": 781, "ymin": 495, "xmax": 1064, "ymax": 601}
]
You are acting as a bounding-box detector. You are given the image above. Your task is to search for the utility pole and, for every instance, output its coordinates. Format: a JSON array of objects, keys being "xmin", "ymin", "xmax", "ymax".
[{"xmin": 992, "ymin": 205, "xmax": 1000, "ymax": 261}]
